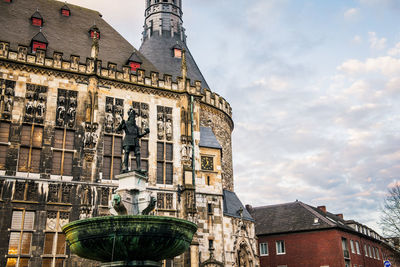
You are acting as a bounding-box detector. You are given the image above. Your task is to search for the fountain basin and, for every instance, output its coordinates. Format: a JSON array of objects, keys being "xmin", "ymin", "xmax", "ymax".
[{"xmin": 62, "ymin": 215, "xmax": 198, "ymax": 263}]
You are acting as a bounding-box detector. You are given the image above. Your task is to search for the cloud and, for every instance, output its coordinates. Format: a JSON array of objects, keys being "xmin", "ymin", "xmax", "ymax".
[
  {"xmin": 388, "ymin": 42, "xmax": 400, "ymax": 56},
  {"xmin": 338, "ymin": 56, "xmax": 400, "ymax": 77},
  {"xmin": 368, "ymin": 32, "xmax": 387, "ymax": 50},
  {"xmin": 344, "ymin": 8, "xmax": 360, "ymax": 19},
  {"xmin": 352, "ymin": 35, "xmax": 363, "ymax": 44}
]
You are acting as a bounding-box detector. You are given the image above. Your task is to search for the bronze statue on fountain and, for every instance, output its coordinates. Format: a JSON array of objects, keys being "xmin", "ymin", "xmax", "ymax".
[{"xmin": 116, "ymin": 108, "xmax": 150, "ymax": 173}]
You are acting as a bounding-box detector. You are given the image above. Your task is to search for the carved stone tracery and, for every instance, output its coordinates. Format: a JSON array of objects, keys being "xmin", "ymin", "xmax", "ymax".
[
  {"xmin": 56, "ymin": 89, "xmax": 77, "ymax": 128},
  {"xmin": 0, "ymin": 79, "xmax": 15, "ymax": 120},
  {"xmin": 104, "ymin": 97, "xmax": 124, "ymax": 134},
  {"xmin": 157, "ymin": 106, "xmax": 173, "ymax": 141},
  {"xmin": 24, "ymin": 84, "xmax": 48, "ymax": 123}
]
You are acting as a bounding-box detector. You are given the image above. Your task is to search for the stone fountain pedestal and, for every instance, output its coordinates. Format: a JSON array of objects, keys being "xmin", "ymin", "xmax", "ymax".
[{"xmin": 62, "ymin": 170, "xmax": 198, "ymax": 267}]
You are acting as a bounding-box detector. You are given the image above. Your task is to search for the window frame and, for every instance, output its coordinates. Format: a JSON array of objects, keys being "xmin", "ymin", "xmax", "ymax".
[
  {"xmin": 7, "ymin": 210, "xmax": 35, "ymax": 266},
  {"xmin": 355, "ymin": 241, "xmax": 361, "ymax": 255},
  {"xmin": 259, "ymin": 242, "xmax": 268, "ymax": 256},
  {"xmin": 18, "ymin": 124, "xmax": 43, "ymax": 173},
  {"xmin": 276, "ymin": 240, "xmax": 286, "ymax": 255},
  {"xmin": 51, "ymin": 128, "xmax": 75, "ymax": 177},
  {"xmin": 103, "ymin": 134, "xmax": 123, "ymax": 180},
  {"xmin": 42, "ymin": 211, "xmax": 69, "ymax": 266},
  {"xmin": 350, "ymin": 240, "xmax": 355, "ymax": 254},
  {"xmin": 156, "ymin": 141, "xmax": 173, "ymax": 185}
]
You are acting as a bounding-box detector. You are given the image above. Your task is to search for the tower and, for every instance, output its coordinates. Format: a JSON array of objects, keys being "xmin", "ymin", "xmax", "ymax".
[
  {"xmin": 140, "ymin": 0, "xmax": 210, "ymax": 89},
  {"xmin": 143, "ymin": 0, "xmax": 184, "ymax": 41}
]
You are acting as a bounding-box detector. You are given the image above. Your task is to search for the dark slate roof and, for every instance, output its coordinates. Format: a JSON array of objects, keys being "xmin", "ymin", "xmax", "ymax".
[
  {"xmin": 31, "ymin": 10, "xmax": 43, "ymax": 19},
  {"xmin": 32, "ymin": 32, "xmax": 48, "ymax": 44},
  {"xmin": 199, "ymin": 127, "xmax": 222, "ymax": 150},
  {"xmin": 61, "ymin": 4, "xmax": 70, "ymax": 11},
  {"xmin": 0, "ymin": 0, "xmax": 157, "ymax": 72},
  {"xmin": 139, "ymin": 33, "xmax": 210, "ymax": 88},
  {"xmin": 223, "ymin": 190, "xmax": 254, "ymax": 222},
  {"xmin": 251, "ymin": 201, "xmax": 353, "ymax": 236},
  {"xmin": 128, "ymin": 52, "xmax": 143, "ymax": 64}
]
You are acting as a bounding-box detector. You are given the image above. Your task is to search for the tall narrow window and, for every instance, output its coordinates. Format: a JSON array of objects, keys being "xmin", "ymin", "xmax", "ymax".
[
  {"xmin": 350, "ymin": 240, "xmax": 355, "ymax": 253},
  {"xmin": 259, "ymin": 243, "xmax": 268, "ymax": 256},
  {"xmin": 7, "ymin": 210, "xmax": 35, "ymax": 267},
  {"xmin": 276, "ymin": 240, "xmax": 285, "ymax": 255},
  {"xmin": 18, "ymin": 125, "xmax": 43, "ymax": 173},
  {"xmin": 157, "ymin": 142, "xmax": 173, "ymax": 184},
  {"xmin": 103, "ymin": 97, "xmax": 124, "ymax": 180},
  {"xmin": 131, "ymin": 139, "xmax": 149, "ymax": 172},
  {"xmin": 103, "ymin": 135, "xmax": 122, "ymax": 180},
  {"xmin": 42, "ymin": 211, "xmax": 69, "ymax": 267},
  {"xmin": 355, "ymin": 241, "xmax": 361, "ymax": 254},
  {"xmin": 52, "ymin": 129, "xmax": 74, "ymax": 177},
  {"xmin": 0, "ymin": 121, "xmax": 10, "ymax": 169}
]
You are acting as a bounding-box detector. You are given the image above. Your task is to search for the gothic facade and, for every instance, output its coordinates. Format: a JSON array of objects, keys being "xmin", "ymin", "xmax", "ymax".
[{"xmin": 0, "ymin": 0, "xmax": 258, "ymax": 266}]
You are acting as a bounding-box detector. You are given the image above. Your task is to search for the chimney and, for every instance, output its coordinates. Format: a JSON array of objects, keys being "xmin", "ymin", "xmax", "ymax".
[
  {"xmin": 335, "ymin": 214, "xmax": 343, "ymax": 219},
  {"xmin": 317, "ymin": 206, "xmax": 326, "ymax": 213}
]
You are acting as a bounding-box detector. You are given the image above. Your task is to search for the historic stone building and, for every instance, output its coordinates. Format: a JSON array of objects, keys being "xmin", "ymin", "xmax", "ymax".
[{"xmin": 0, "ymin": 0, "xmax": 258, "ymax": 266}]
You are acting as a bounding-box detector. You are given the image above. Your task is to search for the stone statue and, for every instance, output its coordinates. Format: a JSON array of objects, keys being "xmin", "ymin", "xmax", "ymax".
[{"xmin": 116, "ymin": 108, "xmax": 150, "ymax": 173}]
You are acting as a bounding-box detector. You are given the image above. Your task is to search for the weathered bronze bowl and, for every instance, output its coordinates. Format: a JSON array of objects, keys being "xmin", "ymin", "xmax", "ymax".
[{"xmin": 62, "ymin": 215, "xmax": 197, "ymax": 263}]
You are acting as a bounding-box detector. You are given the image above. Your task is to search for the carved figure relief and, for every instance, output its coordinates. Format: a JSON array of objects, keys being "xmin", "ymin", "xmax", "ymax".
[
  {"xmin": 24, "ymin": 84, "xmax": 48, "ymax": 123},
  {"xmin": 0, "ymin": 79, "xmax": 16, "ymax": 119},
  {"xmin": 18, "ymin": 46, "xmax": 28, "ymax": 61},
  {"xmin": 36, "ymin": 49, "xmax": 45, "ymax": 64},
  {"xmin": 71, "ymin": 56, "xmax": 79, "ymax": 71},
  {"xmin": 56, "ymin": 89, "xmax": 78, "ymax": 128},
  {"xmin": 0, "ymin": 42, "xmax": 9, "ymax": 57},
  {"xmin": 53, "ymin": 52, "xmax": 62, "ymax": 68},
  {"xmin": 104, "ymin": 97, "xmax": 124, "ymax": 134},
  {"xmin": 157, "ymin": 106, "xmax": 173, "ymax": 141},
  {"xmin": 84, "ymin": 122, "xmax": 99, "ymax": 149}
]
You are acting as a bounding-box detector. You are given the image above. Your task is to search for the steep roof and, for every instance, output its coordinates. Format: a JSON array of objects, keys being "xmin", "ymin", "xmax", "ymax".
[
  {"xmin": 251, "ymin": 201, "xmax": 352, "ymax": 236},
  {"xmin": 199, "ymin": 127, "xmax": 222, "ymax": 150},
  {"xmin": 223, "ymin": 190, "xmax": 254, "ymax": 222},
  {"xmin": 0, "ymin": 0, "xmax": 157, "ymax": 72},
  {"xmin": 139, "ymin": 33, "xmax": 210, "ymax": 88}
]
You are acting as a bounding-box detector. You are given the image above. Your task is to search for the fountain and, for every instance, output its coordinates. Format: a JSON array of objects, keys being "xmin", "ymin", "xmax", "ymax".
[{"xmin": 62, "ymin": 110, "xmax": 197, "ymax": 267}]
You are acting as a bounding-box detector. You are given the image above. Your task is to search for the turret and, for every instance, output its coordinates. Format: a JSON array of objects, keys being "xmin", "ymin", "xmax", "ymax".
[{"xmin": 143, "ymin": 0, "xmax": 184, "ymax": 41}]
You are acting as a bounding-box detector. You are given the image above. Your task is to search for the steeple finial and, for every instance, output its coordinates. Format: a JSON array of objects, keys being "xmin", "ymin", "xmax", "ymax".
[{"xmin": 181, "ymin": 48, "xmax": 187, "ymax": 83}]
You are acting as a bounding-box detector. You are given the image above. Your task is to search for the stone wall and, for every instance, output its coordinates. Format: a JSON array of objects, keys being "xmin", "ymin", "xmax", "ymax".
[{"xmin": 200, "ymin": 104, "xmax": 234, "ymax": 191}]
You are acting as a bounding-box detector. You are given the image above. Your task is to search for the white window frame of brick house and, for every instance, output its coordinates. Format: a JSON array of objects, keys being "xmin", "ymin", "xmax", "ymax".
[
  {"xmin": 259, "ymin": 242, "xmax": 268, "ymax": 256},
  {"xmin": 276, "ymin": 240, "xmax": 286, "ymax": 255},
  {"xmin": 355, "ymin": 241, "xmax": 361, "ymax": 254},
  {"xmin": 350, "ymin": 240, "xmax": 355, "ymax": 253}
]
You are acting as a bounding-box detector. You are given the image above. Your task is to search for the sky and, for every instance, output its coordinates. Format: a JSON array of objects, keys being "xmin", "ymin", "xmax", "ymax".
[{"xmin": 66, "ymin": 0, "xmax": 400, "ymax": 234}]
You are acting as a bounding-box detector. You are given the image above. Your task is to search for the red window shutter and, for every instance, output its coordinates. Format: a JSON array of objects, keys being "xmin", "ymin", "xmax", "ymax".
[
  {"xmin": 4, "ymin": 0, "xmax": 12, "ymax": 3},
  {"xmin": 32, "ymin": 18, "xmax": 42, "ymax": 26},
  {"xmin": 61, "ymin": 9, "xmax": 70, "ymax": 16},
  {"xmin": 129, "ymin": 62, "xmax": 141, "ymax": 72},
  {"xmin": 32, "ymin": 41, "xmax": 47, "ymax": 52},
  {"xmin": 174, "ymin": 48, "xmax": 182, "ymax": 58}
]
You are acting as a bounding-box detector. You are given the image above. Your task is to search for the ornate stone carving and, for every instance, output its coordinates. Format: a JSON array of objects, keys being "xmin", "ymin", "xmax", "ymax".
[
  {"xmin": 157, "ymin": 106, "xmax": 173, "ymax": 141},
  {"xmin": 104, "ymin": 97, "xmax": 124, "ymax": 134},
  {"xmin": 53, "ymin": 52, "xmax": 63, "ymax": 68},
  {"xmin": 0, "ymin": 79, "xmax": 15, "ymax": 120},
  {"xmin": 48, "ymin": 184, "xmax": 60, "ymax": 202},
  {"xmin": 56, "ymin": 89, "xmax": 78, "ymax": 128},
  {"xmin": 24, "ymin": 84, "xmax": 48, "ymax": 123},
  {"xmin": 83, "ymin": 122, "xmax": 99, "ymax": 149},
  {"xmin": 0, "ymin": 42, "xmax": 9, "ymax": 58},
  {"xmin": 71, "ymin": 55, "xmax": 79, "ymax": 71},
  {"xmin": 18, "ymin": 46, "xmax": 28, "ymax": 61}
]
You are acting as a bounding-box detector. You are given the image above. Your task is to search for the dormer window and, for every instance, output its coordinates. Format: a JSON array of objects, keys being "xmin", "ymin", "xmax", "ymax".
[
  {"xmin": 31, "ymin": 32, "xmax": 48, "ymax": 53},
  {"xmin": 127, "ymin": 52, "xmax": 142, "ymax": 72},
  {"xmin": 31, "ymin": 10, "xmax": 43, "ymax": 27},
  {"xmin": 172, "ymin": 44, "xmax": 182, "ymax": 58},
  {"xmin": 61, "ymin": 4, "xmax": 71, "ymax": 16},
  {"xmin": 89, "ymin": 25, "xmax": 100, "ymax": 39}
]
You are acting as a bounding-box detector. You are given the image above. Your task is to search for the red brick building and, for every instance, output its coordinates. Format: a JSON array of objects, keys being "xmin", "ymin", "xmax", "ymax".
[{"xmin": 249, "ymin": 201, "xmax": 399, "ymax": 267}]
